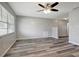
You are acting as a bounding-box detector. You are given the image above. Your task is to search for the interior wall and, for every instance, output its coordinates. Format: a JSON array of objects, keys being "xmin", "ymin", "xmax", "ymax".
[
  {"xmin": 16, "ymin": 16, "xmax": 58, "ymax": 40},
  {"xmin": 69, "ymin": 7, "xmax": 79, "ymax": 45},
  {"xmin": 0, "ymin": 2, "xmax": 16, "ymax": 56}
]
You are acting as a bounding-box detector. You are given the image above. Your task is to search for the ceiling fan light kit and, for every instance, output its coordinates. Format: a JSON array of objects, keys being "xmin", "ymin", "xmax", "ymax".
[{"xmin": 43, "ymin": 9, "xmax": 51, "ymax": 14}]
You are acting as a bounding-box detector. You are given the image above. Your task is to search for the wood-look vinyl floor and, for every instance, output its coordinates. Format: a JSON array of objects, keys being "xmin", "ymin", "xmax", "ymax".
[{"xmin": 4, "ymin": 37, "xmax": 79, "ymax": 57}]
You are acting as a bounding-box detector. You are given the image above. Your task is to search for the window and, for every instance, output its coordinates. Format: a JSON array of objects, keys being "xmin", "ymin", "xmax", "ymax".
[
  {"xmin": 7, "ymin": 13, "xmax": 15, "ymax": 33},
  {"xmin": 0, "ymin": 4, "xmax": 15, "ymax": 36}
]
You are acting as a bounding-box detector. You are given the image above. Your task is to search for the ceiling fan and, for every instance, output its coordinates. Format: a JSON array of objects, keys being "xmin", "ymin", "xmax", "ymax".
[{"xmin": 37, "ymin": 2, "xmax": 59, "ymax": 14}]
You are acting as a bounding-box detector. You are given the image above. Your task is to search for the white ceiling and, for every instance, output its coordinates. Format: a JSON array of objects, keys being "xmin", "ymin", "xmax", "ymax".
[{"xmin": 8, "ymin": 2, "xmax": 79, "ymax": 19}]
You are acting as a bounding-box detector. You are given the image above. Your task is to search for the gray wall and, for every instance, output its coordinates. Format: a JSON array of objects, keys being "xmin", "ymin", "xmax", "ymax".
[
  {"xmin": 16, "ymin": 16, "xmax": 58, "ymax": 40},
  {"xmin": 69, "ymin": 7, "xmax": 79, "ymax": 45},
  {"xmin": 16, "ymin": 16, "xmax": 69, "ymax": 40},
  {"xmin": 0, "ymin": 2, "xmax": 16, "ymax": 56}
]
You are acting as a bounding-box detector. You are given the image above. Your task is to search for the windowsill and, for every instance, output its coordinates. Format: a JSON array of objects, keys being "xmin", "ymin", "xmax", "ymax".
[{"xmin": 0, "ymin": 32, "xmax": 16, "ymax": 38}]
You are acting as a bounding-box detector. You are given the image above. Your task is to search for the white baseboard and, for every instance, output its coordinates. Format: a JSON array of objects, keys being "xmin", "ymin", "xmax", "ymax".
[
  {"xmin": 69, "ymin": 41, "xmax": 79, "ymax": 45},
  {"xmin": 16, "ymin": 36, "xmax": 55, "ymax": 40}
]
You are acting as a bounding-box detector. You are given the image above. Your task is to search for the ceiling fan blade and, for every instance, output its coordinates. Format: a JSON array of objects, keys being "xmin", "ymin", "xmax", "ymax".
[
  {"xmin": 38, "ymin": 4, "xmax": 45, "ymax": 8},
  {"xmin": 51, "ymin": 2, "xmax": 59, "ymax": 7},
  {"xmin": 51, "ymin": 9, "xmax": 58, "ymax": 11}
]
